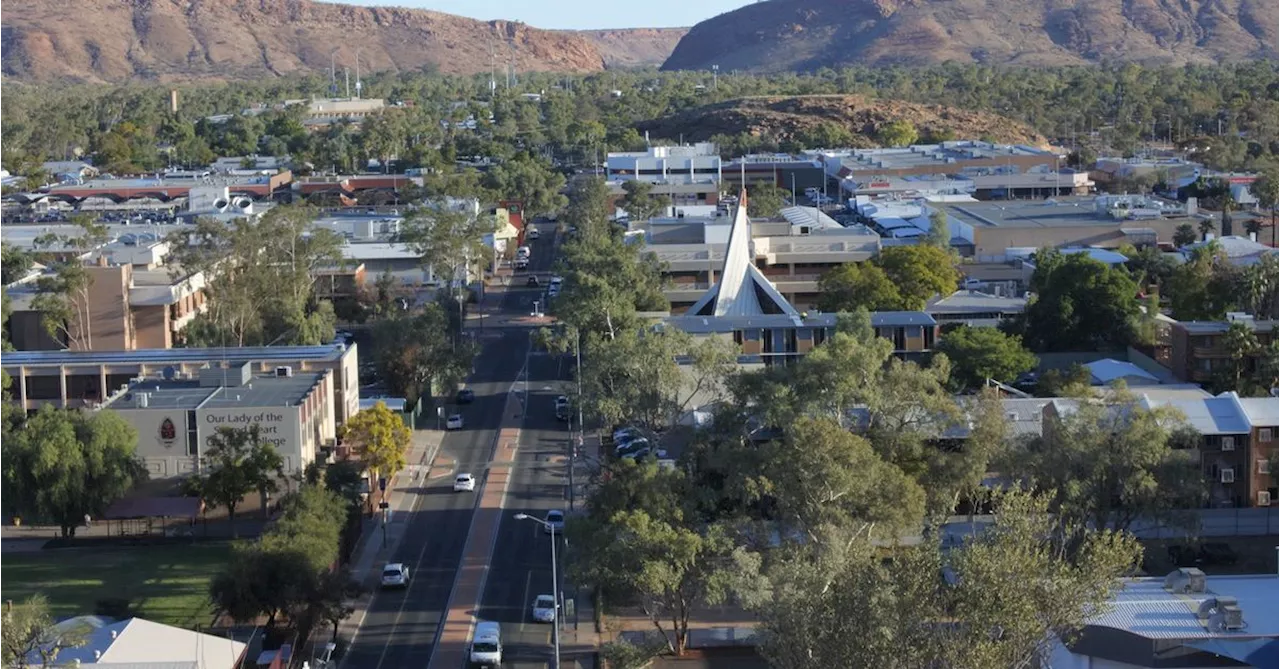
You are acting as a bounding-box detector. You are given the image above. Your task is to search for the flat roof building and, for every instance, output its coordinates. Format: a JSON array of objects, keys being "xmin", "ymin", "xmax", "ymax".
[
  {"xmin": 1, "ymin": 343, "xmax": 361, "ymax": 423},
  {"xmin": 943, "ymin": 195, "xmax": 1200, "ymax": 260},
  {"xmin": 607, "ymin": 143, "xmax": 723, "ymax": 186},
  {"xmin": 101, "ymin": 362, "xmax": 336, "ymax": 478}
]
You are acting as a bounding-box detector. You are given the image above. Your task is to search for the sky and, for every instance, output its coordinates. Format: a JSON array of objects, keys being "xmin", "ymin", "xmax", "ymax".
[{"xmin": 328, "ymin": 0, "xmax": 752, "ymax": 30}]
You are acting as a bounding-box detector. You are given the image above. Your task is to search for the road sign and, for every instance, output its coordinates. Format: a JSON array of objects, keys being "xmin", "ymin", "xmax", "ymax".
[
  {"xmin": 378, "ymin": 477, "xmax": 387, "ymax": 491},
  {"xmin": 378, "ymin": 501, "xmax": 390, "ymax": 510}
]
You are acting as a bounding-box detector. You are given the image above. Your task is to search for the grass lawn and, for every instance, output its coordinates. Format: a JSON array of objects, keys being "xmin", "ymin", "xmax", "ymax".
[{"xmin": 1, "ymin": 542, "xmax": 232, "ymax": 628}]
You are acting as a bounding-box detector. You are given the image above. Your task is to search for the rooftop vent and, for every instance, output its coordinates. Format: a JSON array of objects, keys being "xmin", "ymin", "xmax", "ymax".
[
  {"xmin": 1197, "ymin": 596, "xmax": 1245, "ymax": 631},
  {"xmin": 137, "ymin": 393, "xmax": 149, "ymax": 409},
  {"xmin": 1164, "ymin": 567, "xmax": 1207, "ymax": 594},
  {"xmin": 276, "ymin": 366, "xmax": 294, "ymax": 378}
]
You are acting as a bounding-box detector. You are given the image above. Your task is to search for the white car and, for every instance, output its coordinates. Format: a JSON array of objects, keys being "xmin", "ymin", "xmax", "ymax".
[
  {"xmin": 446, "ymin": 414, "xmax": 464, "ymax": 430},
  {"xmin": 531, "ymin": 594, "xmax": 556, "ymax": 623},
  {"xmin": 517, "ymin": 245, "xmax": 531, "ymax": 259},
  {"xmin": 544, "ymin": 509, "xmax": 565, "ymax": 534},
  {"xmin": 453, "ymin": 473, "xmax": 476, "ymax": 492},
  {"xmin": 381, "ymin": 563, "xmax": 410, "ymax": 588},
  {"xmin": 527, "ymin": 228, "xmax": 541, "ymax": 240},
  {"xmin": 554, "ymin": 396, "xmax": 570, "ymax": 421}
]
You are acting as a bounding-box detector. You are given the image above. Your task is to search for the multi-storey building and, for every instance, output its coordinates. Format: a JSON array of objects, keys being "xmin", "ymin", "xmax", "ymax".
[
  {"xmin": 1166, "ymin": 314, "xmax": 1278, "ymax": 385},
  {"xmin": 606, "ymin": 143, "xmax": 723, "ymax": 186}
]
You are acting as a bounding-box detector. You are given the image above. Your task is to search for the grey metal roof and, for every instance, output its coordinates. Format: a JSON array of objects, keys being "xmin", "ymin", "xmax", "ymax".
[
  {"xmin": 1, "ymin": 344, "xmax": 348, "ymax": 368},
  {"xmin": 1237, "ymin": 397, "xmax": 1280, "ymax": 428},
  {"xmin": 668, "ymin": 311, "xmax": 935, "ymax": 333},
  {"xmin": 1140, "ymin": 396, "xmax": 1252, "ymax": 435},
  {"xmin": 1177, "ymin": 319, "xmax": 1278, "ymax": 334},
  {"xmin": 1090, "ymin": 576, "xmax": 1278, "ymax": 640},
  {"xmin": 105, "ymin": 373, "xmax": 325, "ymax": 410},
  {"xmin": 925, "ymin": 290, "xmax": 1027, "ymax": 315}
]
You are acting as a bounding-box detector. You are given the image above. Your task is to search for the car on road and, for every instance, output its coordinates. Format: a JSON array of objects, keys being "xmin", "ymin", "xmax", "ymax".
[
  {"xmin": 549, "ymin": 276, "xmax": 563, "ymax": 288},
  {"xmin": 554, "ymin": 395, "xmax": 570, "ymax": 421},
  {"xmin": 531, "ymin": 594, "xmax": 556, "ymax": 623},
  {"xmin": 456, "ymin": 388, "xmax": 476, "ymax": 404},
  {"xmin": 526, "ymin": 227, "xmax": 540, "ymax": 240},
  {"xmin": 381, "ymin": 563, "xmax": 410, "ymax": 588},
  {"xmin": 515, "ymin": 258, "xmax": 529, "ymax": 270},
  {"xmin": 453, "ymin": 473, "xmax": 476, "ymax": 492},
  {"xmin": 470, "ymin": 621, "xmax": 502, "ymax": 667},
  {"xmin": 517, "ymin": 245, "xmax": 531, "ymax": 259},
  {"xmin": 527, "ymin": 275, "xmax": 541, "ymax": 287},
  {"xmin": 446, "ymin": 414, "xmax": 464, "ymax": 430},
  {"xmin": 544, "ymin": 509, "xmax": 565, "ymax": 534}
]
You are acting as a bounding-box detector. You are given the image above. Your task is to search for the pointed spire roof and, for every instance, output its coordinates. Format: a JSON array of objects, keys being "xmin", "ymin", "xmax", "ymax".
[{"xmin": 688, "ymin": 191, "xmax": 801, "ymax": 320}]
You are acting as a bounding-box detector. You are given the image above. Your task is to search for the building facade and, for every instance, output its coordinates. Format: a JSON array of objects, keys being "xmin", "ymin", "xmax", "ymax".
[
  {"xmin": 607, "ymin": 143, "xmax": 722, "ymax": 186},
  {"xmin": 102, "ymin": 362, "xmax": 337, "ymax": 479},
  {"xmin": 1, "ymin": 343, "xmax": 361, "ymax": 423},
  {"xmin": 1166, "ymin": 315, "xmax": 1278, "ymax": 385}
]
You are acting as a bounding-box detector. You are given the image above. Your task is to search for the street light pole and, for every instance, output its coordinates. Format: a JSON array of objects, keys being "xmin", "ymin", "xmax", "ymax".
[
  {"xmin": 514, "ymin": 514, "xmax": 560, "ymax": 669},
  {"xmin": 571, "ymin": 330, "xmax": 584, "ymax": 511}
]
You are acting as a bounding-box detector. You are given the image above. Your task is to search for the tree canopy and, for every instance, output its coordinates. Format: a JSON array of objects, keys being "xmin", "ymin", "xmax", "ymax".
[
  {"xmin": 187, "ymin": 424, "xmax": 284, "ymax": 538},
  {"xmin": 340, "ymin": 400, "xmax": 411, "ymax": 485},
  {"xmin": 935, "ymin": 326, "xmax": 1038, "ymax": 391},
  {"xmin": 1017, "ymin": 250, "xmax": 1139, "ymax": 352}
]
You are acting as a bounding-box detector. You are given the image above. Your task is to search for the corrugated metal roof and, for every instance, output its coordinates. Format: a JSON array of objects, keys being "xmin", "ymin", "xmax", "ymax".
[
  {"xmin": 1091, "ymin": 576, "xmax": 1278, "ymax": 640},
  {"xmin": 1085, "ymin": 358, "xmax": 1159, "ymax": 384},
  {"xmin": 1236, "ymin": 396, "xmax": 1280, "ymax": 427},
  {"xmin": 41, "ymin": 618, "xmax": 245, "ymax": 668},
  {"xmin": 1141, "ymin": 396, "xmax": 1252, "ymax": 435}
]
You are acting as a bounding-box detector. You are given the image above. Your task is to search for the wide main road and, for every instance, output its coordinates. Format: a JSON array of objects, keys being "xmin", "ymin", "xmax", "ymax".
[
  {"xmin": 343, "ymin": 226, "xmax": 561, "ymax": 669},
  {"xmin": 474, "ymin": 339, "xmax": 580, "ymax": 669}
]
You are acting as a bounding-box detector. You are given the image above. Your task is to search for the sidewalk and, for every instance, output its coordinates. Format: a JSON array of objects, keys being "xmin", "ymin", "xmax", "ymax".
[{"xmin": 329, "ymin": 428, "xmax": 446, "ymax": 663}]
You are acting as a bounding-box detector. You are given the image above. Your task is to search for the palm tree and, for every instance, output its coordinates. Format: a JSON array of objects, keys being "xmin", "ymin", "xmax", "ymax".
[{"xmin": 1198, "ymin": 217, "xmax": 1216, "ymax": 241}]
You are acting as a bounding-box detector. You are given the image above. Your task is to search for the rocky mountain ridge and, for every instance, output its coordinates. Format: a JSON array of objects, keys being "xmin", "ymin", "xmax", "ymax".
[
  {"xmin": 1, "ymin": 0, "xmax": 608, "ymax": 82},
  {"xmin": 662, "ymin": 0, "xmax": 1279, "ymax": 72}
]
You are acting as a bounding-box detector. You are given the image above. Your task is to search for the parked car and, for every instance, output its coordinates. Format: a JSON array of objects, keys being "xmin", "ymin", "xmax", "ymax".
[
  {"xmin": 453, "ymin": 473, "xmax": 476, "ymax": 492},
  {"xmin": 531, "ymin": 594, "xmax": 556, "ymax": 623},
  {"xmin": 517, "ymin": 245, "xmax": 531, "ymax": 259},
  {"xmin": 620, "ymin": 445, "xmax": 669, "ymax": 461},
  {"xmin": 555, "ymin": 395, "xmax": 570, "ymax": 421},
  {"xmin": 515, "ymin": 258, "xmax": 529, "ymax": 270},
  {"xmin": 381, "ymin": 563, "xmax": 410, "ymax": 588},
  {"xmin": 614, "ymin": 434, "xmax": 649, "ymax": 453},
  {"xmin": 456, "ymin": 388, "xmax": 476, "ymax": 404},
  {"xmin": 613, "ymin": 426, "xmax": 643, "ymax": 443},
  {"xmin": 446, "ymin": 414, "xmax": 464, "ymax": 430}
]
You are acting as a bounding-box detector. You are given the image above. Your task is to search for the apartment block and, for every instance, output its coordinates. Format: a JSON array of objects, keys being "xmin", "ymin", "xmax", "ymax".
[{"xmin": 1167, "ymin": 315, "xmax": 1278, "ymax": 385}]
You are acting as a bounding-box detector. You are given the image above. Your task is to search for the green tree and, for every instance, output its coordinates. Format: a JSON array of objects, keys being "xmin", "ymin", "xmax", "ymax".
[
  {"xmin": 167, "ymin": 206, "xmax": 342, "ymax": 347},
  {"xmin": 619, "ymin": 180, "xmax": 670, "ymax": 222},
  {"xmin": 1, "ymin": 406, "xmax": 145, "ymax": 537},
  {"xmin": 873, "ymin": 246, "xmax": 959, "ymax": 310},
  {"xmin": 482, "ymin": 154, "xmax": 568, "ymax": 217},
  {"xmin": 1215, "ymin": 321, "xmax": 1261, "ymax": 394},
  {"xmin": 1019, "ymin": 250, "xmax": 1139, "ymax": 352},
  {"xmin": 876, "ymin": 120, "xmax": 919, "ymax": 148},
  {"xmin": 1250, "ymin": 162, "xmax": 1278, "ymax": 211},
  {"xmin": 745, "ymin": 183, "xmax": 789, "ymax": 218},
  {"xmin": 935, "ymin": 326, "xmax": 1038, "ymax": 390},
  {"xmin": 189, "ymin": 424, "xmax": 284, "ymax": 538},
  {"xmin": 1173, "ymin": 223, "xmax": 1198, "ymax": 247},
  {"xmin": 399, "ymin": 200, "xmax": 496, "ymax": 304},
  {"xmin": 1, "ymin": 594, "xmax": 88, "ymax": 667},
  {"xmin": 340, "ymin": 400, "xmax": 411, "ymax": 488},
  {"xmin": 569, "ymin": 509, "xmax": 757, "ymax": 656},
  {"xmin": 1197, "ymin": 216, "xmax": 1216, "ymax": 241},
  {"xmin": 924, "ymin": 209, "xmax": 950, "ymax": 248},
  {"xmin": 756, "ymin": 492, "xmax": 1141, "ymax": 669},
  {"xmin": 1035, "ymin": 363, "xmax": 1094, "ymax": 398},
  {"xmin": 29, "ymin": 216, "xmax": 108, "ymax": 350},
  {"xmin": 817, "ymin": 263, "xmax": 903, "ymax": 313},
  {"xmin": 372, "ymin": 304, "xmax": 475, "ymax": 406},
  {"xmin": 1003, "ymin": 389, "xmax": 1204, "ymax": 543},
  {"xmin": 1, "ymin": 243, "xmax": 33, "ymax": 285}
]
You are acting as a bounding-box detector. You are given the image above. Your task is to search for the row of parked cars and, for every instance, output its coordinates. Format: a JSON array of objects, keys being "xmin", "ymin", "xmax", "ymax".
[{"xmin": 610, "ymin": 426, "xmax": 669, "ymax": 461}]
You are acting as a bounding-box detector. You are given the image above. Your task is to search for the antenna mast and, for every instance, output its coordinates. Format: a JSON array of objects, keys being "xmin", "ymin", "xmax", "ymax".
[{"xmin": 355, "ymin": 50, "xmax": 362, "ymax": 99}]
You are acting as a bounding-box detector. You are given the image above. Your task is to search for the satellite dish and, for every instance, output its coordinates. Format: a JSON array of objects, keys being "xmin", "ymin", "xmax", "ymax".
[{"xmin": 162, "ymin": 366, "xmax": 176, "ymax": 380}]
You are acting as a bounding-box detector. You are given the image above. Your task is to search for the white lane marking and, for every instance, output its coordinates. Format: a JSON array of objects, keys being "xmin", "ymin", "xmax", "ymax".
[{"xmin": 519, "ymin": 569, "xmax": 533, "ymax": 634}]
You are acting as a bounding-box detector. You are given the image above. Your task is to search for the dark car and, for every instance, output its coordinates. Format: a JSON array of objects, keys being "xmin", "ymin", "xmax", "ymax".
[
  {"xmin": 527, "ymin": 275, "xmax": 541, "ymax": 287},
  {"xmin": 456, "ymin": 389, "xmax": 476, "ymax": 404}
]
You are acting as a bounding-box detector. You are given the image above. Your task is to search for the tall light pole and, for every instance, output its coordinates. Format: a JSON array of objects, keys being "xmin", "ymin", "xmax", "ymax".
[
  {"xmin": 514, "ymin": 513, "xmax": 560, "ymax": 669},
  {"xmin": 571, "ymin": 329, "xmax": 584, "ymax": 511}
]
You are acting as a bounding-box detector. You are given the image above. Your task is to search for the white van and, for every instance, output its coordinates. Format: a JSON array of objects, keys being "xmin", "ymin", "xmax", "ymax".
[{"xmin": 470, "ymin": 621, "xmax": 502, "ymax": 666}]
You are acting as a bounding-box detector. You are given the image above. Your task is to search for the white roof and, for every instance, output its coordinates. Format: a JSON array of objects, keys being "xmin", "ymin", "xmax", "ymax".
[
  {"xmin": 1184, "ymin": 236, "xmax": 1278, "ymax": 266},
  {"xmin": 46, "ymin": 617, "xmax": 246, "ymax": 668},
  {"xmin": 341, "ymin": 242, "xmax": 420, "ymax": 261},
  {"xmin": 1235, "ymin": 396, "xmax": 1280, "ymax": 427},
  {"xmin": 779, "ymin": 206, "xmax": 842, "ymax": 230},
  {"xmin": 688, "ymin": 195, "xmax": 799, "ymax": 320},
  {"xmin": 1091, "ymin": 575, "xmax": 1278, "ymax": 640},
  {"xmin": 1141, "ymin": 395, "xmax": 1253, "ymax": 435},
  {"xmin": 1085, "ymin": 358, "xmax": 1159, "ymax": 384}
]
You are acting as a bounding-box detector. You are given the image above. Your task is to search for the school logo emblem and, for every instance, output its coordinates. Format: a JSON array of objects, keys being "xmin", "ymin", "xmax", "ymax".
[{"xmin": 159, "ymin": 418, "xmax": 177, "ymax": 447}]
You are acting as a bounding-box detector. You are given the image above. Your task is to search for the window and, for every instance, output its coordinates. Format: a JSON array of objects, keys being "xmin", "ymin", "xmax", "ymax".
[
  {"xmin": 1221, "ymin": 436, "xmax": 1235, "ymax": 451},
  {"xmin": 1260, "ymin": 429, "xmax": 1274, "ymax": 443},
  {"xmin": 1221, "ymin": 468, "xmax": 1235, "ymax": 484},
  {"xmin": 1259, "ymin": 491, "xmax": 1272, "ymax": 507},
  {"xmin": 1260, "ymin": 459, "xmax": 1272, "ymax": 475}
]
